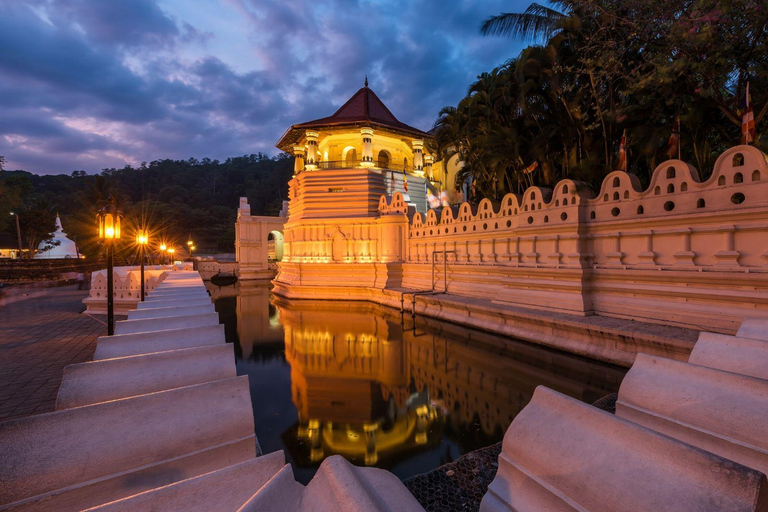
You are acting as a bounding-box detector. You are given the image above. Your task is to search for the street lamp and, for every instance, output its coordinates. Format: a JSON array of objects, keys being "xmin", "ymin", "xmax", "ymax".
[
  {"xmin": 159, "ymin": 243, "xmax": 167, "ymax": 265},
  {"xmin": 9, "ymin": 212, "xmax": 22, "ymax": 259},
  {"xmin": 136, "ymin": 229, "xmax": 149, "ymax": 301},
  {"xmin": 167, "ymin": 247, "xmax": 175, "ymax": 264},
  {"xmin": 97, "ymin": 196, "xmax": 122, "ymax": 336}
]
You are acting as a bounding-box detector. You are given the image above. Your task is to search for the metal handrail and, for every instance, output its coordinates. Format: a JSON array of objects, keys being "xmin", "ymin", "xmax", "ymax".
[{"xmin": 315, "ymin": 159, "xmax": 414, "ymax": 173}]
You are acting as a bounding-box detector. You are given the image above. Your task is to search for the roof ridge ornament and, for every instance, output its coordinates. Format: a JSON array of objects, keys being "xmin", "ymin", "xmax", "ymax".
[{"xmin": 365, "ymin": 75, "xmax": 368, "ymax": 87}]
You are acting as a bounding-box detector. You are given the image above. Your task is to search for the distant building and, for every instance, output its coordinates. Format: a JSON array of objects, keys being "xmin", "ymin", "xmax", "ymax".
[{"xmin": 34, "ymin": 214, "xmax": 80, "ymax": 259}]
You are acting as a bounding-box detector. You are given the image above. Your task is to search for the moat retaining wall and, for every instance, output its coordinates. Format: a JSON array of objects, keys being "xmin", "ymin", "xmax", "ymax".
[{"xmin": 263, "ymin": 145, "xmax": 768, "ymax": 364}]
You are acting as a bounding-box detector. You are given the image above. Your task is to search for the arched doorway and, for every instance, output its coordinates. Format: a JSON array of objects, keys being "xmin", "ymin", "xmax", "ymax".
[
  {"xmin": 377, "ymin": 150, "xmax": 390, "ymax": 169},
  {"xmin": 342, "ymin": 146, "xmax": 358, "ymax": 167},
  {"xmin": 267, "ymin": 230, "xmax": 284, "ymax": 262}
]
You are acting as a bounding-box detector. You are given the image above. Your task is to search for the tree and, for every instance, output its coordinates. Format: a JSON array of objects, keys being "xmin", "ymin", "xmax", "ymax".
[{"xmin": 435, "ymin": 0, "xmax": 768, "ymax": 202}]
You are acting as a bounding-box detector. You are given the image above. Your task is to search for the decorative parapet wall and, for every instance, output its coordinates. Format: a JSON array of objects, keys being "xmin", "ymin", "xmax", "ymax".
[
  {"xmin": 399, "ymin": 145, "xmax": 768, "ymax": 329},
  {"xmin": 274, "ymin": 145, "xmax": 768, "ymax": 333},
  {"xmin": 82, "ymin": 264, "xmax": 192, "ymax": 314}
]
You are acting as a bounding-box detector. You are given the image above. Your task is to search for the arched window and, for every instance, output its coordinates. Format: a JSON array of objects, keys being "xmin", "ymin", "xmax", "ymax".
[
  {"xmin": 733, "ymin": 153, "xmax": 744, "ymax": 167},
  {"xmin": 377, "ymin": 150, "xmax": 390, "ymax": 169},
  {"xmin": 666, "ymin": 167, "xmax": 676, "ymax": 179},
  {"xmin": 613, "ymin": 177, "xmax": 620, "ymax": 187},
  {"xmin": 342, "ymin": 147, "xmax": 358, "ymax": 167}
]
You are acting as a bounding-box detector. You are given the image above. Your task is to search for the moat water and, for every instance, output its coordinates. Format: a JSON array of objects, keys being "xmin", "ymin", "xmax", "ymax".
[{"xmin": 207, "ymin": 280, "xmax": 627, "ymax": 484}]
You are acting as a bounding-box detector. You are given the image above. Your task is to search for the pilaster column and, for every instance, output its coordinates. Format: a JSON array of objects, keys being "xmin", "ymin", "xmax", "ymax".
[
  {"xmin": 412, "ymin": 140, "xmax": 424, "ymax": 177},
  {"xmin": 361, "ymin": 127, "xmax": 374, "ymax": 168},
  {"xmin": 424, "ymin": 154, "xmax": 433, "ymax": 180},
  {"xmin": 293, "ymin": 145, "xmax": 305, "ymax": 174},
  {"xmin": 305, "ymin": 131, "xmax": 319, "ymax": 170}
]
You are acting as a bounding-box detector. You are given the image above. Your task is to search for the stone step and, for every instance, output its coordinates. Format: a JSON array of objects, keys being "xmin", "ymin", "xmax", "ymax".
[
  {"xmin": 737, "ymin": 318, "xmax": 768, "ymax": 342},
  {"xmin": 85, "ymin": 451, "xmax": 286, "ymax": 512},
  {"xmin": 616, "ymin": 354, "xmax": 768, "ymax": 477},
  {"xmin": 94, "ymin": 324, "xmax": 225, "ymax": 360},
  {"xmin": 480, "ymin": 386, "xmax": 768, "ymax": 512},
  {"xmin": 136, "ymin": 297, "xmax": 213, "ymax": 309},
  {"xmin": 689, "ymin": 332, "xmax": 768, "ymax": 380},
  {"xmin": 153, "ymin": 283, "xmax": 206, "ymax": 290},
  {"xmin": 114, "ymin": 312, "xmax": 219, "ymax": 335},
  {"xmin": 127, "ymin": 304, "xmax": 215, "ymax": 320},
  {"xmin": 238, "ymin": 456, "xmax": 425, "ymax": 512},
  {"xmin": 0, "ymin": 377, "xmax": 256, "ymax": 512},
  {"xmin": 145, "ymin": 290, "xmax": 210, "ymax": 300},
  {"xmin": 56, "ymin": 344, "xmax": 236, "ymax": 409}
]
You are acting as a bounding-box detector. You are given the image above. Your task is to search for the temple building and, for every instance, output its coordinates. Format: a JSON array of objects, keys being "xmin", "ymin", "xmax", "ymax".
[
  {"xmin": 33, "ymin": 214, "xmax": 80, "ymax": 259},
  {"xmin": 276, "ymin": 79, "xmax": 463, "ymax": 215}
]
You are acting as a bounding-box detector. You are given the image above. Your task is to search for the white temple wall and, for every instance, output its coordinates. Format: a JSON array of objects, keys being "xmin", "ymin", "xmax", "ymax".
[{"xmin": 273, "ymin": 146, "xmax": 768, "ymax": 334}]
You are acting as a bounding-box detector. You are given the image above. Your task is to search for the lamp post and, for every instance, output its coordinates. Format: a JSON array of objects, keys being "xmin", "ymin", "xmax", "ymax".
[
  {"xmin": 136, "ymin": 229, "xmax": 149, "ymax": 301},
  {"xmin": 187, "ymin": 236, "xmax": 194, "ymax": 267},
  {"xmin": 168, "ymin": 247, "xmax": 175, "ymax": 264},
  {"xmin": 9, "ymin": 212, "xmax": 22, "ymax": 259},
  {"xmin": 97, "ymin": 196, "xmax": 122, "ymax": 336},
  {"xmin": 160, "ymin": 243, "xmax": 167, "ymax": 265}
]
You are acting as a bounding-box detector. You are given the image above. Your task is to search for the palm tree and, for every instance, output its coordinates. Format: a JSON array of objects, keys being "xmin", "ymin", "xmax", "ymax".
[{"xmin": 480, "ymin": 2, "xmax": 568, "ymax": 42}]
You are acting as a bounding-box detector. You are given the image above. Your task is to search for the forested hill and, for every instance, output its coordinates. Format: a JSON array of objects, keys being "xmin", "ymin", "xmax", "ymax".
[{"xmin": 0, "ymin": 153, "xmax": 294, "ymax": 258}]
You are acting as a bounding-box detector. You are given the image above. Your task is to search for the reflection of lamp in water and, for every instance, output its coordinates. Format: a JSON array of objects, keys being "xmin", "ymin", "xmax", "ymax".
[
  {"xmin": 415, "ymin": 405, "xmax": 430, "ymax": 445},
  {"xmin": 308, "ymin": 419, "xmax": 324, "ymax": 462},
  {"xmin": 364, "ymin": 423, "xmax": 378, "ymax": 466}
]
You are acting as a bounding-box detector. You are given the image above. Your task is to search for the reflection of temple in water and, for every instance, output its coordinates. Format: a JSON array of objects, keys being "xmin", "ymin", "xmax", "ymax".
[
  {"xmin": 271, "ymin": 295, "xmax": 625, "ymax": 468},
  {"xmin": 280, "ymin": 302, "xmax": 438, "ymax": 466}
]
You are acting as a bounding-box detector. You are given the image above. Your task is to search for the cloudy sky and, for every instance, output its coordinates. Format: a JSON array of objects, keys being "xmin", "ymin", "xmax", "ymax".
[{"xmin": 0, "ymin": 0, "xmax": 527, "ymax": 175}]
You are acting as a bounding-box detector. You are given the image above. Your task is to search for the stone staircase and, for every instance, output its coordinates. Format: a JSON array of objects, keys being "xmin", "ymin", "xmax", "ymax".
[
  {"xmin": 0, "ymin": 271, "xmax": 424, "ymax": 512},
  {"xmin": 482, "ymin": 317, "xmax": 768, "ymax": 511}
]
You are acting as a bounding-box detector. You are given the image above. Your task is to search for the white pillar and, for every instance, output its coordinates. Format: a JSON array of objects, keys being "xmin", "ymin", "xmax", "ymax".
[
  {"xmin": 305, "ymin": 131, "xmax": 319, "ymax": 170},
  {"xmin": 424, "ymin": 154, "xmax": 433, "ymax": 181},
  {"xmin": 412, "ymin": 139, "xmax": 424, "ymax": 177},
  {"xmin": 293, "ymin": 145, "xmax": 305, "ymax": 174},
  {"xmin": 361, "ymin": 127, "xmax": 374, "ymax": 168}
]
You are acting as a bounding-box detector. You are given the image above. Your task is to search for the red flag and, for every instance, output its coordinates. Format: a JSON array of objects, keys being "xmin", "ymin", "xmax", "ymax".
[
  {"xmin": 522, "ymin": 161, "xmax": 538, "ymax": 174},
  {"xmin": 665, "ymin": 118, "xmax": 680, "ymax": 158},
  {"xmin": 616, "ymin": 130, "xmax": 627, "ymax": 171},
  {"xmin": 740, "ymin": 82, "xmax": 756, "ymax": 144},
  {"xmin": 403, "ymin": 169, "xmax": 408, "ymax": 193}
]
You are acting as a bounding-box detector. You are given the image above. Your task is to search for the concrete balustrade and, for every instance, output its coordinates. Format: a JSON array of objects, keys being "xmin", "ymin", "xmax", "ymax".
[
  {"xmin": 145, "ymin": 289, "xmax": 210, "ymax": 299},
  {"xmin": 93, "ymin": 324, "xmax": 225, "ymax": 359},
  {"xmin": 127, "ymin": 304, "xmax": 215, "ymax": 320},
  {"xmin": 616, "ymin": 354, "xmax": 768, "ymax": 476},
  {"xmin": 86, "ymin": 451, "xmax": 286, "ymax": 512},
  {"xmin": 114, "ymin": 312, "xmax": 219, "ymax": 335},
  {"xmin": 135, "ymin": 297, "xmax": 213, "ymax": 309},
  {"xmin": 480, "ymin": 386, "xmax": 768, "ymax": 512},
  {"xmin": 56, "ymin": 344, "xmax": 236, "ymax": 409},
  {"xmin": 238, "ymin": 456, "xmax": 424, "ymax": 512},
  {"xmin": 0, "ymin": 377, "xmax": 257, "ymax": 512},
  {"xmin": 738, "ymin": 318, "xmax": 768, "ymax": 342},
  {"xmin": 689, "ymin": 332, "xmax": 768, "ymax": 380}
]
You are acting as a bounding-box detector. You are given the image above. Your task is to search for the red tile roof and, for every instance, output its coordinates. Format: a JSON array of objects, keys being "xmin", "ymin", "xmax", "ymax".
[{"xmin": 276, "ymin": 84, "xmax": 430, "ymax": 151}]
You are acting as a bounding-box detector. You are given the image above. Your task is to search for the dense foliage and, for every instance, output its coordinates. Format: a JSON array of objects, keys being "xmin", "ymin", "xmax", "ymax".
[
  {"xmin": 435, "ymin": 0, "xmax": 767, "ymax": 199},
  {"xmin": 0, "ymin": 154, "xmax": 293, "ymax": 259}
]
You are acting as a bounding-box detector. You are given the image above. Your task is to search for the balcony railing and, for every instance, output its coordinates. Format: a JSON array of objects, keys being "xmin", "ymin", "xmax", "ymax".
[{"xmin": 315, "ymin": 160, "xmax": 414, "ymax": 173}]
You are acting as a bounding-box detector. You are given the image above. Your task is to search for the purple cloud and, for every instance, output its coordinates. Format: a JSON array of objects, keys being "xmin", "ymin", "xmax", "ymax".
[{"xmin": 0, "ymin": 0, "xmax": 526, "ymax": 174}]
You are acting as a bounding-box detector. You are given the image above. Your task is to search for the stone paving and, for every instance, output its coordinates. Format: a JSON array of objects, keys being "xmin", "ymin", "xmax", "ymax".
[{"xmin": 0, "ymin": 285, "xmax": 109, "ymax": 421}]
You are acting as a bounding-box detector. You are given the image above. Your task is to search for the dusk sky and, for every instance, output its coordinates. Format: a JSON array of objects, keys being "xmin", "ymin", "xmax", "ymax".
[{"xmin": 0, "ymin": 0, "xmax": 528, "ymax": 175}]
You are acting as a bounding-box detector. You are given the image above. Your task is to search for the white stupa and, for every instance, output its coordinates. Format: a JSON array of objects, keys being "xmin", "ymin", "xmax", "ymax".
[{"xmin": 34, "ymin": 214, "xmax": 80, "ymax": 259}]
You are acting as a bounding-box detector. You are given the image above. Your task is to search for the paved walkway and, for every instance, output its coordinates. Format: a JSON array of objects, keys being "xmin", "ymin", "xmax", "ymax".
[{"xmin": 0, "ymin": 285, "xmax": 105, "ymax": 421}]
